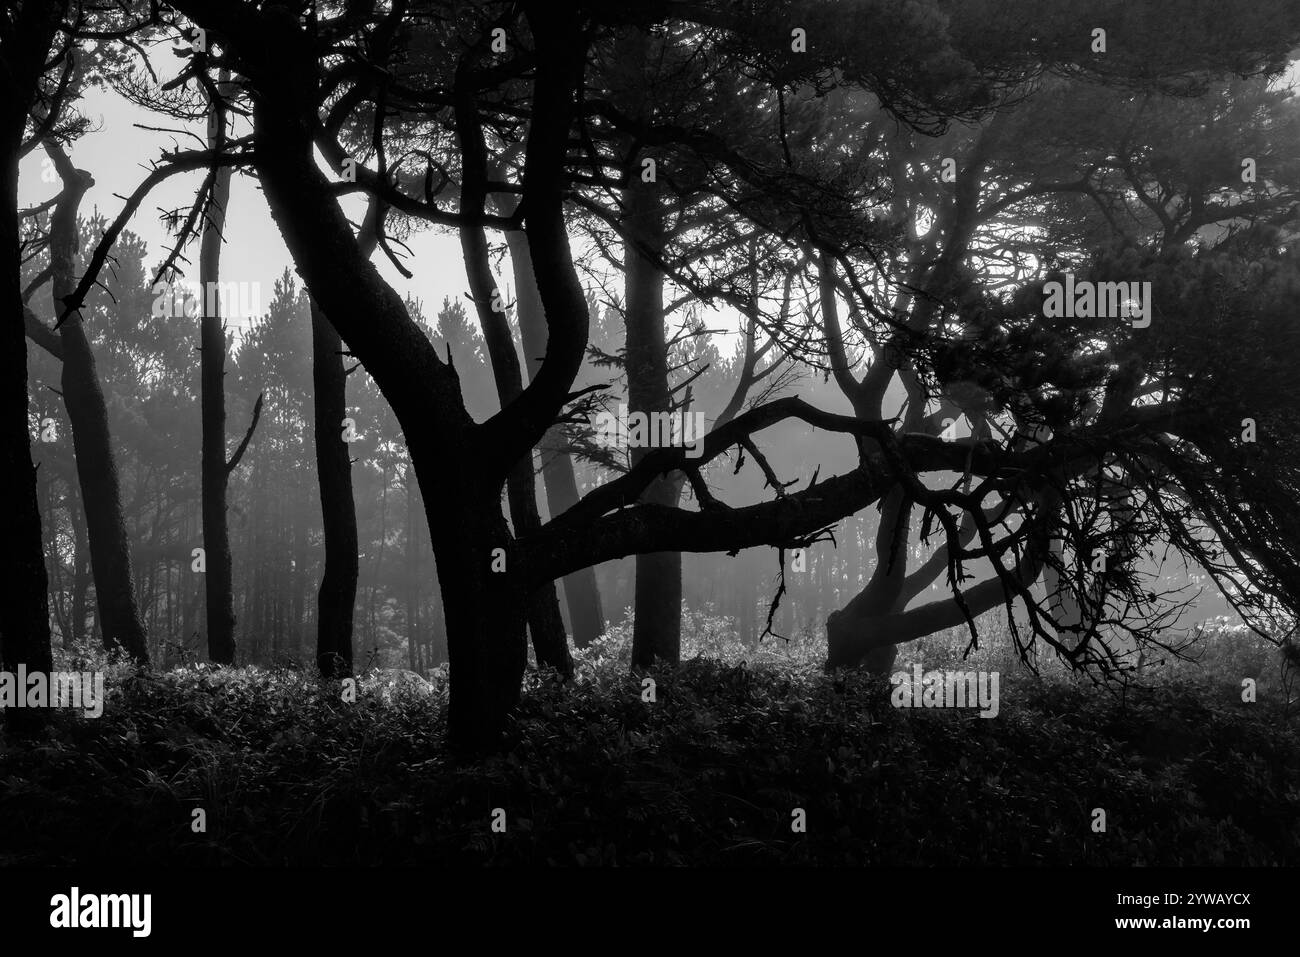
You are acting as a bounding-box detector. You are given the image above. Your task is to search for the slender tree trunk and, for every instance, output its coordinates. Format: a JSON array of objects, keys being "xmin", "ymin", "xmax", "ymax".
[
  {"xmin": 404, "ymin": 463, "xmax": 420, "ymax": 672},
  {"xmin": 200, "ymin": 72, "xmax": 238, "ymax": 664},
  {"xmin": 70, "ymin": 499, "xmax": 90, "ymax": 648},
  {"xmin": 624, "ymin": 174, "xmax": 682, "ymax": 669},
  {"xmin": 368, "ymin": 463, "xmax": 390, "ymax": 659},
  {"xmin": 309, "ymin": 203, "xmax": 378, "ymax": 678},
  {"xmin": 827, "ymin": 486, "xmax": 1060, "ymax": 667},
  {"xmin": 44, "ymin": 469, "xmax": 70, "ymax": 646},
  {"xmin": 294, "ymin": 518, "xmax": 308, "ymax": 661},
  {"xmin": 46, "ymin": 149, "xmax": 149, "ymax": 664},
  {"xmin": 506, "ymin": 230, "xmax": 605, "ymax": 647},
  {"xmin": 310, "ymin": 295, "xmax": 358, "ymax": 677}
]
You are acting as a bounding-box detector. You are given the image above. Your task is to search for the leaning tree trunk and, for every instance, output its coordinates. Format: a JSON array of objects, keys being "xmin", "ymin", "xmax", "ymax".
[
  {"xmin": 506, "ymin": 229, "xmax": 605, "ymax": 648},
  {"xmin": 826, "ymin": 487, "xmax": 913, "ymax": 674},
  {"xmin": 46, "ymin": 148, "xmax": 150, "ymax": 664},
  {"xmin": 624, "ymin": 173, "xmax": 683, "ymax": 670},
  {"xmin": 0, "ymin": 0, "xmax": 61, "ymax": 724},
  {"xmin": 826, "ymin": 484, "xmax": 1062, "ymax": 668},
  {"xmin": 200, "ymin": 71, "xmax": 238, "ymax": 664}
]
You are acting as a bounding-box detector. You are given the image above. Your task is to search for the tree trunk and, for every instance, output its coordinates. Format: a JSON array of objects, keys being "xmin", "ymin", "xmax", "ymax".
[
  {"xmin": 0, "ymin": 1, "xmax": 60, "ymax": 722},
  {"xmin": 827, "ymin": 485, "xmax": 1059, "ymax": 668},
  {"xmin": 70, "ymin": 497, "xmax": 90, "ymax": 648},
  {"xmin": 231, "ymin": 8, "xmax": 585, "ymax": 750},
  {"xmin": 46, "ymin": 150, "xmax": 150, "ymax": 664},
  {"xmin": 1042, "ymin": 534, "xmax": 1084, "ymax": 648},
  {"xmin": 505, "ymin": 230, "xmax": 605, "ymax": 647},
  {"xmin": 367, "ymin": 462, "xmax": 389, "ymax": 660},
  {"xmin": 404, "ymin": 464, "xmax": 420, "ymax": 672},
  {"xmin": 825, "ymin": 488, "xmax": 913, "ymax": 673},
  {"xmin": 421, "ymin": 475, "xmax": 529, "ymax": 756},
  {"xmin": 200, "ymin": 72, "xmax": 238, "ymax": 664},
  {"xmin": 310, "ymin": 294, "xmax": 358, "ymax": 678},
  {"xmin": 42, "ymin": 465, "xmax": 70, "ymax": 646},
  {"xmin": 456, "ymin": 89, "xmax": 572, "ymax": 677},
  {"xmin": 623, "ymin": 174, "xmax": 682, "ymax": 669}
]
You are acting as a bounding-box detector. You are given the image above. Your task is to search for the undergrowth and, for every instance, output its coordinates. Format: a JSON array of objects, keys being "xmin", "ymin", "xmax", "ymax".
[{"xmin": 0, "ymin": 614, "xmax": 1295, "ymax": 865}]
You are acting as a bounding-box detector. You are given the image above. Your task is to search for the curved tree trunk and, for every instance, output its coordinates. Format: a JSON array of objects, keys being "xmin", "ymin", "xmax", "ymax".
[
  {"xmin": 827, "ymin": 481, "xmax": 1063, "ymax": 668},
  {"xmin": 820, "ymin": 247, "xmax": 968, "ymax": 675},
  {"xmin": 825, "ymin": 487, "xmax": 913, "ymax": 673},
  {"xmin": 505, "ymin": 230, "xmax": 605, "ymax": 648},
  {"xmin": 45, "ymin": 147, "xmax": 149, "ymax": 665},
  {"xmin": 250, "ymin": 93, "xmax": 528, "ymax": 753},
  {"xmin": 457, "ymin": 80, "xmax": 571, "ymax": 677},
  {"xmin": 199, "ymin": 2, "xmax": 592, "ymax": 752}
]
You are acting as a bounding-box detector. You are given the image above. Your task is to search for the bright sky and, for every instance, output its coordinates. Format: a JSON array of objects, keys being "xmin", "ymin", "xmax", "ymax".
[
  {"xmin": 17, "ymin": 79, "xmax": 749, "ymax": 353},
  {"xmin": 19, "ymin": 55, "xmax": 1300, "ymax": 345},
  {"xmin": 18, "ymin": 81, "xmax": 467, "ymax": 338}
]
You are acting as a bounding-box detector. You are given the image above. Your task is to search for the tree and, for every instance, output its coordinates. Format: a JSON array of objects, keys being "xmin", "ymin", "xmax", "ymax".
[
  {"xmin": 197, "ymin": 68, "xmax": 262, "ymax": 664},
  {"xmin": 23, "ymin": 139, "xmax": 149, "ymax": 664},
  {"xmin": 310, "ymin": 201, "xmax": 378, "ymax": 679},
  {"xmin": 71, "ymin": 0, "xmax": 1300, "ymax": 755},
  {"xmin": 813, "ymin": 73, "xmax": 1300, "ymax": 670},
  {"xmin": 455, "ymin": 66, "xmax": 571, "ymax": 675},
  {"xmin": 503, "ymin": 227, "xmax": 606, "ymax": 649},
  {"xmin": 0, "ymin": 0, "xmax": 64, "ymax": 717}
]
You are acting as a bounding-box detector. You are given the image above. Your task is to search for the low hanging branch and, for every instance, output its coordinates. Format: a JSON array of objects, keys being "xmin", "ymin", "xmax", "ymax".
[
  {"xmin": 150, "ymin": 164, "xmax": 219, "ymax": 287},
  {"xmin": 760, "ymin": 547, "xmax": 790, "ymax": 644},
  {"xmin": 760, "ymin": 523, "xmax": 839, "ymax": 644}
]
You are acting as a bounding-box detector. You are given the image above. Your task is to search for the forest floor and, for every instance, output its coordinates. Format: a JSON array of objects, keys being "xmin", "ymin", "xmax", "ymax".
[{"xmin": 1, "ymin": 620, "xmax": 1297, "ymax": 865}]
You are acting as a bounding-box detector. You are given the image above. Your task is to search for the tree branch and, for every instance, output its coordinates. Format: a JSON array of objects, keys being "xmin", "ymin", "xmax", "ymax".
[{"xmin": 225, "ymin": 391, "xmax": 263, "ymax": 473}]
